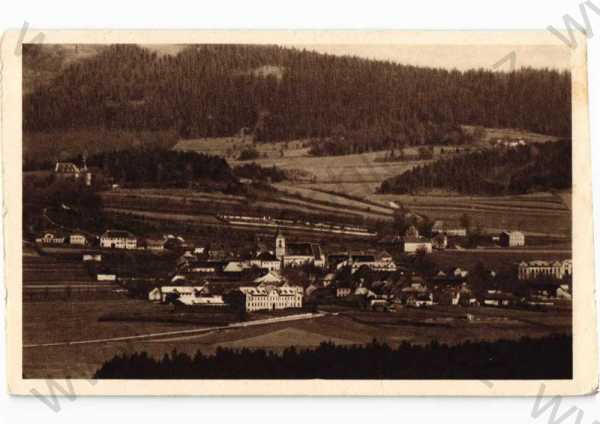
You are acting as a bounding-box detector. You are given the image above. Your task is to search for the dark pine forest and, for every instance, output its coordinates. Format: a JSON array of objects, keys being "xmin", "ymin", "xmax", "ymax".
[{"xmin": 24, "ymin": 44, "xmax": 571, "ymax": 144}]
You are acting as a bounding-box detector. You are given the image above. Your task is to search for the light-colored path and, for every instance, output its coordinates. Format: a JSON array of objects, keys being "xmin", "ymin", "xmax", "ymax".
[{"xmin": 23, "ymin": 312, "xmax": 329, "ymax": 349}]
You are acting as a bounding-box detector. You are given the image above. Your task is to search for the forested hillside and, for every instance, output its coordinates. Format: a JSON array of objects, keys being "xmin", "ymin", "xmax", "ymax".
[
  {"xmin": 24, "ymin": 44, "xmax": 571, "ymax": 146},
  {"xmin": 379, "ymin": 141, "xmax": 571, "ymax": 195}
]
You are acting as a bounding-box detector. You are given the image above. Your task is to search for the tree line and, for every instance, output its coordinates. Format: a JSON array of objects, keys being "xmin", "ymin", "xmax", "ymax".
[
  {"xmin": 94, "ymin": 334, "xmax": 571, "ymax": 379},
  {"xmin": 379, "ymin": 140, "xmax": 571, "ymax": 195},
  {"xmin": 24, "ymin": 44, "xmax": 571, "ymax": 146},
  {"xmin": 309, "ymin": 123, "xmax": 474, "ymax": 156}
]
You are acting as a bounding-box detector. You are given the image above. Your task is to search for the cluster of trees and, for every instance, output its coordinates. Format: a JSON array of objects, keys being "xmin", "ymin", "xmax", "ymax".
[
  {"xmin": 237, "ymin": 148, "xmax": 261, "ymax": 161},
  {"xmin": 23, "ymin": 178, "xmax": 105, "ymax": 234},
  {"xmin": 233, "ymin": 163, "xmax": 286, "ymax": 182},
  {"xmin": 84, "ymin": 149, "xmax": 236, "ymax": 186},
  {"xmin": 24, "ymin": 44, "xmax": 571, "ymax": 145},
  {"xmin": 94, "ymin": 335, "xmax": 571, "ymax": 379},
  {"xmin": 309, "ymin": 124, "xmax": 473, "ymax": 157},
  {"xmin": 380, "ymin": 140, "xmax": 571, "ymax": 195}
]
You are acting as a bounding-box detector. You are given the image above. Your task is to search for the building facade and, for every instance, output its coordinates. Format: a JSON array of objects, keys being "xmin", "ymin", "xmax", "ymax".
[
  {"xmin": 100, "ymin": 230, "xmax": 138, "ymax": 249},
  {"xmin": 275, "ymin": 232, "xmax": 325, "ymax": 268},
  {"xmin": 239, "ymin": 286, "xmax": 303, "ymax": 311},
  {"xmin": 499, "ymin": 231, "xmax": 525, "ymax": 247},
  {"xmin": 69, "ymin": 233, "xmax": 87, "ymax": 246},
  {"xmin": 403, "ymin": 237, "xmax": 433, "ymax": 254},
  {"xmin": 518, "ymin": 259, "xmax": 573, "ymax": 280}
]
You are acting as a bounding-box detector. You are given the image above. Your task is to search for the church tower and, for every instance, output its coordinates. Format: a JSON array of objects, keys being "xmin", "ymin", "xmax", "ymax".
[{"xmin": 275, "ymin": 230, "xmax": 286, "ymax": 260}]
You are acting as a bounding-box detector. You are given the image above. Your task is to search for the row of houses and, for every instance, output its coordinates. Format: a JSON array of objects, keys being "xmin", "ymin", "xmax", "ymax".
[{"xmin": 36, "ymin": 229, "xmax": 182, "ymax": 252}]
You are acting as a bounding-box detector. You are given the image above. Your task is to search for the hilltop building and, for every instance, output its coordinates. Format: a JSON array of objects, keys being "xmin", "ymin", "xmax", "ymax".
[{"xmin": 54, "ymin": 158, "xmax": 92, "ymax": 186}]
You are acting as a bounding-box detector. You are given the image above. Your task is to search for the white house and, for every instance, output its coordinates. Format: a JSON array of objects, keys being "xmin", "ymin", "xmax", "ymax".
[
  {"xmin": 100, "ymin": 230, "xmax": 137, "ymax": 250},
  {"xmin": 69, "ymin": 233, "xmax": 87, "ymax": 246},
  {"xmin": 403, "ymin": 237, "xmax": 433, "ymax": 254},
  {"xmin": 238, "ymin": 286, "xmax": 303, "ymax": 311},
  {"xmin": 97, "ymin": 273, "xmax": 116, "ymax": 282},
  {"xmin": 499, "ymin": 230, "xmax": 525, "ymax": 247},
  {"xmin": 82, "ymin": 253, "xmax": 102, "ymax": 262}
]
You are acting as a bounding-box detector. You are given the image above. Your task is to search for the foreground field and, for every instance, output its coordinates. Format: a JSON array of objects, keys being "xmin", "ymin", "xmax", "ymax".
[{"xmin": 23, "ymin": 299, "xmax": 571, "ymax": 378}]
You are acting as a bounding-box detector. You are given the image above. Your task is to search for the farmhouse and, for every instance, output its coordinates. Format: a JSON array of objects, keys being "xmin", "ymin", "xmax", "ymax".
[
  {"xmin": 54, "ymin": 160, "xmax": 93, "ymax": 186},
  {"xmin": 518, "ymin": 259, "xmax": 572, "ymax": 280},
  {"xmin": 249, "ymin": 251, "xmax": 281, "ymax": 271},
  {"xmin": 237, "ymin": 285, "xmax": 303, "ymax": 311},
  {"xmin": 82, "ymin": 253, "xmax": 102, "ymax": 262},
  {"xmin": 54, "ymin": 161, "xmax": 81, "ymax": 179},
  {"xmin": 406, "ymin": 292, "xmax": 434, "ymax": 308},
  {"xmin": 275, "ymin": 231, "xmax": 325, "ymax": 268},
  {"xmin": 69, "ymin": 233, "xmax": 88, "ymax": 246},
  {"xmin": 499, "ymin": 230, "xmax": 525, "ymax": 247},
  {"xmin": 336, "ymin": 287, "xmax": 352, "ymax": 298},
  {"xmin": 329, "ymin": 251, "xmax": 396, "ymax": 273},
  {"xmin": 482, "ymin": 290, "xmax": 516, "ymax": 307},
  {"xmin": 144, "ymin": 239, "xmax": 166, "ymax": 252},
  {"xmin": 100, "ymin": 230, "xmax": 137, "ymax": 250},
  {"xmin": 432, "ymin": 233, "xmax": 448, "ymax": 250},
  {"xmin": 153, "ymin": 286, "xmax": 226, "ymax": 306},
  {"xmin": 403, "ymin": 236, "xmax": 433, "ymax": 254},
  {"xmin": 36, "ymin": 231, "xmax": 66, "ymax": 244},
  {"xmin": 431, "ymin": 220, "xmax": 467, "ymax": 237}
]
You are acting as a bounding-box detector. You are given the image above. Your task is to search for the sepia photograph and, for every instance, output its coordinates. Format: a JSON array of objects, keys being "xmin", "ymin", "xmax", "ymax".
[{"xmin": 1, "ymin": 29, "xmax": 597, "ymax": 396}]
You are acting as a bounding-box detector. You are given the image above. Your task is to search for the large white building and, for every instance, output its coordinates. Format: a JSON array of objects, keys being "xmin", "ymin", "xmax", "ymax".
[
  {"xmin": 518, "ymin": 259, "xmax": 572, "ymax": 280},
  {"xmin": 238, "ymin": 286, "xmax": 303, "ymax": 311},
  {"xmin": 100, "ymin": 230, "xmax": 138, "ymax": 250}
]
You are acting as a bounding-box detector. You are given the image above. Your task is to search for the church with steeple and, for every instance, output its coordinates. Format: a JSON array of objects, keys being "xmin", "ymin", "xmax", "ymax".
[{"xmin": 274, "ymin": 229, "xmax": 325, "ymax": 268}]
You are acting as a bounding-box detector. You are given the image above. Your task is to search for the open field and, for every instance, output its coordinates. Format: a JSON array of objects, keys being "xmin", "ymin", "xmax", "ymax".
[
  {"xmin": 372, "ymin": 192, "xmax": 571, "ymax": 236},
  {"xmin": 175, "ymin": 135, "xmax": 573, "ymax": 237},
  {"xmin": 174, "ymin": 138, "xmax": 463, "ymax": 183},
  {"xmin": 23, "ymin": 298, "xmax": 571, "ymax": 378},
  {"xmin": 463, "ymin": 125, "xmax": 562, "ymax": 144}
]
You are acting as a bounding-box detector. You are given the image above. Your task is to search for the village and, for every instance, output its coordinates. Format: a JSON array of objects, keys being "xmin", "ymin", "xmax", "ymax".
[{"xmin": 26, "ymin": 160, "xmax": 572, "ymax": 320}]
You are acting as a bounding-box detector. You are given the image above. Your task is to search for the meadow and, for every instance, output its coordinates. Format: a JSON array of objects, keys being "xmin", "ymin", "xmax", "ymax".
[{"xmin": 23, "ymin": 298, "xmax": 571, "ymax": 378}]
